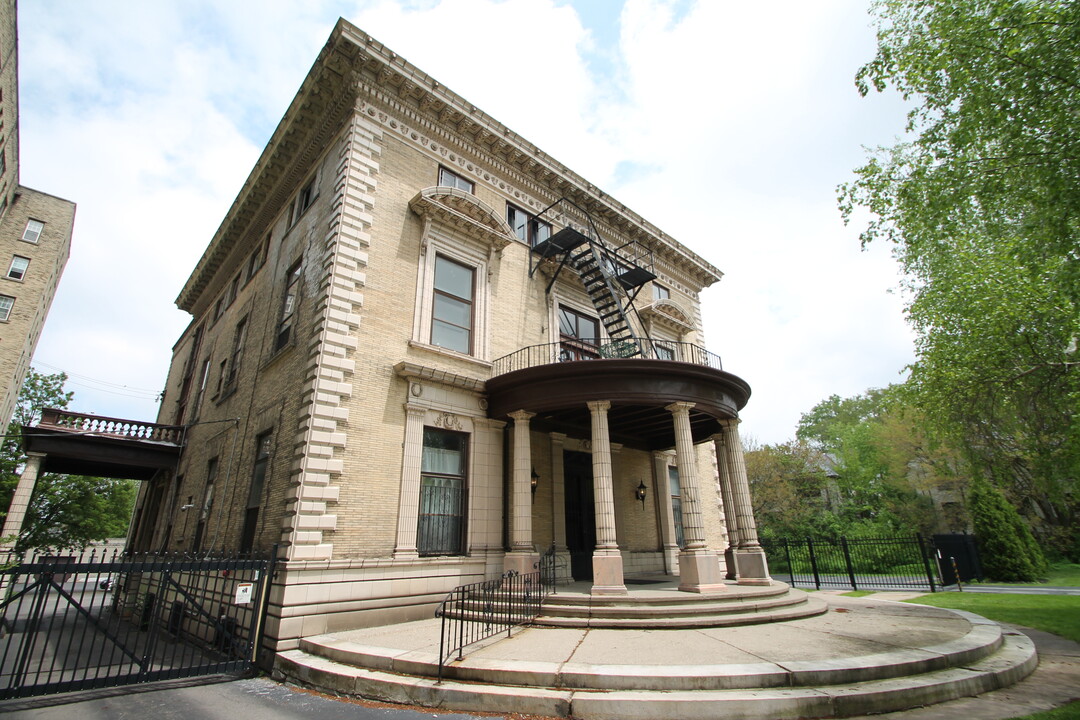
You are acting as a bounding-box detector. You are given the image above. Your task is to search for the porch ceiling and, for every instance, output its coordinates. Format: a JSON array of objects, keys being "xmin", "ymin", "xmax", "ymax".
[{"xmin": 486, "ymin": 359, "xmax": 751, "ymax": 451}]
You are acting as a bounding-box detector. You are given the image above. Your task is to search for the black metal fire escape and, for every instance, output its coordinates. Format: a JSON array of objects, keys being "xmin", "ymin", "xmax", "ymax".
[{"xmin": 528, "ymin": 198, "xmax": 657, "ymax": 358}]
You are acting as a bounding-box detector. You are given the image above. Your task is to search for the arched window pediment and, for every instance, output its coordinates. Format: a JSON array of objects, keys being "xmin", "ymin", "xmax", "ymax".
[
  {"xmin": 409, "ymin": 187, "xmax": 515, "ymax": 251},
  {"xmin": 641, "ymin": 298, "xmax": 695, "ymax": 335}
]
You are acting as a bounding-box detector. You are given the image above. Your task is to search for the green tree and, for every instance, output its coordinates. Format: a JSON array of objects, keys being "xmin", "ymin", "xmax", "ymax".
[
  {"xmin": 1, "ymin": 368, "xmax": 137, "ymax": 553},
  {"xmin": 840, "ymin": 0, "xmax": 1079, "ymax": 556}
]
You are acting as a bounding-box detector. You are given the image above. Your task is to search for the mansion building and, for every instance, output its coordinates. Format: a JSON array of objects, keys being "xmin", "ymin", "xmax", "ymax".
[{"xmin": 129, "ymin": 19, "xmax": 768, "ymax": 649}]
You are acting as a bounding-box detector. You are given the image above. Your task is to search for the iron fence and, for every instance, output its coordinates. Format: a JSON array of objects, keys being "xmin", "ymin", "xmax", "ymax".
[
  {"xmin": 762, "ymin": 535, "xmax": 939, "ymax": 592},
  {"xmin": 492, "ymin": 340, "xmax": 723, "ymax": 376},
  {"xmin": 435, "ymin": 549, "xmax": 555, "ymax": 681},
  {"xmin": 0, "ymin": 548, "xmax": 276, "ymax": 699}
]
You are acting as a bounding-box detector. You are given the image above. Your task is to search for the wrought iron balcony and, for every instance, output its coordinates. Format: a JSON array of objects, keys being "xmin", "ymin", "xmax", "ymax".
[{"xmin": 492, "ymin": 339, "xmax": 723, "ymax": 377}]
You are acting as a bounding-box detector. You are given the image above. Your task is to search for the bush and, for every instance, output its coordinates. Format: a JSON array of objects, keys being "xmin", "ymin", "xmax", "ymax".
[{"xmin": 970, "ymin": 476, "xmax": 1048, "ymax": 581}]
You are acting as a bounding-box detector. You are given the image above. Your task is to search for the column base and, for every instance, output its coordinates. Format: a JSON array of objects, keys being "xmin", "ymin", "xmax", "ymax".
[
  {"xmin": 724, "ymin": 545, "xmax": 737, "ymax": 580},
  {"xmin": 503, "ymin": 551, "xmax": 539, "ymax": 576},
  {"xmin": 734, "ymin": 546, "xmax": 772, "ymax": 585},
  {"xmin": 677, "ymin": 549, "xmax": 726, "ymax": 593},
  {"xmin": 663, "ymin": 543, "xmax": 680, "ymax": 576},
  {"xmin": 591, "ymin": 550, "xmax": 627, "ymax": 596}
]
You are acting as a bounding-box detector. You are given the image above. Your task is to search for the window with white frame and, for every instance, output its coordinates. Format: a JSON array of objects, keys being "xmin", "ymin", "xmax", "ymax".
[
  {"xmin": 653, "ymin": 283, "xmax": 670, "ymax": 301},
  {"xmin": 0, "ymin": 294, "xmax": 12, "ymax": 321},
  {"xmin": 430, "ymin": 254, "xmax": 475, "ymax": 354},
  {"xmin": 7, "ymin": 255, "xmax": 28, "ymax": 281},
  {"xmin": 21, "ymin": 219, "xmax": 43, "ymax": 244},
  {"xmin": 438, "ymin": 166, "xmax": 474, "ymax": 194},
  {"xmin": 418, "ymin": 427, "xmax": 468, "ymax": 556}
]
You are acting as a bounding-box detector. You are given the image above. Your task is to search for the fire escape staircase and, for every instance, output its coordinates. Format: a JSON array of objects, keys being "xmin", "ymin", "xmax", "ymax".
[{"xmin": 529, "ymin": 199, "xmax": 657, "ymax": 358}]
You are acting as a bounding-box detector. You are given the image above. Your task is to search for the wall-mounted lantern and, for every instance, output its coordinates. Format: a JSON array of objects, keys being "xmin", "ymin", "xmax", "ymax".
[
  {"xmin": 531, "ymin": 467, "xmax": 540, "ymax": 496},
  {"xmin": 635, "ymin": 480, "xmax": 647, "ymax": 509}
]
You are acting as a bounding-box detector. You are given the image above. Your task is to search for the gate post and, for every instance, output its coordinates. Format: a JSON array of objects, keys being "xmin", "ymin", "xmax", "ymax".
[
  {"xmin": 840, "ymin": 537, "xmax": 858, "ymax": 591},
  {"xmin": 918, "ymin": 535, "xmax": 937, "ymax": 592},
  {"xmin": 807, "ymin": 538, "xmax": 821, "ymax": 590}
]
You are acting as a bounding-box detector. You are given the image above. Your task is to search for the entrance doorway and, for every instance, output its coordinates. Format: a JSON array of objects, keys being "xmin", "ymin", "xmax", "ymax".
[{"xmin": 563, "ymin": 450, "xmax": 596, "ymax": 581}]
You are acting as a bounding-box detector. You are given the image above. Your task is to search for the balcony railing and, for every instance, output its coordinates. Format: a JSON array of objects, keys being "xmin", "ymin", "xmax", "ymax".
[
  {"xmin": 492, "ymin": 339, "xmax": 723, "ymax": 376},
  {"xmin": 37, "ymin": 409, "xmax": 186, "ymax": 445}
]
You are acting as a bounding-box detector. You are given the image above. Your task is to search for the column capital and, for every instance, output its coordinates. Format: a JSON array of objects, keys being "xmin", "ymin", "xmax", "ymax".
[
  {"xmin": 508, "ymin": 409, "xmax": 536, "ymax": 423},
  {"xmin": 665, "ymin": 401, "xmax": 695, "ymax": 415},
  {"xmin": 587, "ymin": 400, "xmax": 611, "ymax": 413},
  {"xmin": 403, "ymin": 403, "xmax": 428, "ymax": 418}
]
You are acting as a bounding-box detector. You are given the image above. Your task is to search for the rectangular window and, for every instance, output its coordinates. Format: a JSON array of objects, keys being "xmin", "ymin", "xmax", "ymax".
[
  {"xmin": 275, "ymin": 260, "xmax": 303, "ymax": 351},
  {"xmin": 21, "ymin": 219, "xmax": 44, "ymax": 244},
  {"xmin": 669, "ymin": 466, "xmax": 685, "ymax": 549},
  {"xmin": 655, "ymin": 342, "xmax": 675, "ymax": 361},
  {"xmin": 294, "ymin": 177, "xmax": 317, "ymax": 219},
  {"xmin": 227, "ymin": 273, "xmax": 241, "ymax": 306},
  {"xmin": 558, "ymin": 305, "xmax": 600, "ymax": 361},
  {"xmin": 192, "ymin": 457, "xmax": 217, "ymax": 552},
  {"xmin": 431, "ymin": 255, "xmax": 474, "ymax": 354},
  {"xmin": 418, "ymin": 428, "xmax": 467, "ymax": 556},
  {"xmin": 240, "ymin": 432, "xmax": 272, "ymax": 552},
  {"xmin": 438, "ymin": 166, "xmax": 474, "ymax": 194},
  {"xmin": 653, "ymin": 283, "xmax": 670, "ymax": 301},
  {"xmin": 246, "ymin": 235, "xmax": 269, "ymax": 282},
  {"xmin": 0, "ymin": 294, "xmax": 13, "ymax": 321},
  {"xmin": 226, "ymin": 316, "xmax": 247, "ymax": 387},
  {"xmin": 7, "ymin": 255, "xmax": 28, "ymax": 280},
  {"xmin": 507, "ymin": 204, "xmax": 552, "ymax": 247}
]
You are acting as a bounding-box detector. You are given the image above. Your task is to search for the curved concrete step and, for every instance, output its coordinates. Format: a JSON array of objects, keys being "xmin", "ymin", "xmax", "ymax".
[
  {"xmin": 539, "ymin": 591, "xmax": 817, "ymax": 619},
  {"xmin": 275, "ymin": 629, "xmax": 1037, "ymax": 720},
  {"xmin": 533, "ymin": 594, "xmax": 828, "ymax": 628},
  {"xmin": 291, "ymin": 608, "xmax": 1004, "ymax": 691}
]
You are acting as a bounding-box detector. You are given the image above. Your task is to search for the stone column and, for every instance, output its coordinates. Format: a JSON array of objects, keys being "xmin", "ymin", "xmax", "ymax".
[
  {"xmin": 712, "ymin": 433, "xmax": 742, "ymax": 580},
  {"xmin": 393, "ymin": 405, "xmax": 428, "ymax": 558},
  {"xmin": 504, "ymin": 410, "xmax": 539, "ymax": 575},
  {"xmin": 652, "ymin": 451, "xmax": 680, "ymax": 575},
  {"xmin": 720, "ymin": 418, "xmax": 771, "ymax": 585},
  {"xmin": 588, "ymin": 400, "xmax": 626, "ymax": 595},
  {"xmin": 550, "ymin": 432, "xmax": 571, "ymax": 582},
  {"xmin": 667, "ymin": 403, "xmax": 724, "ymax": 593},
  {"xmin": 0, "ymin": 452, "xmax": 45, "ymax": 549}
]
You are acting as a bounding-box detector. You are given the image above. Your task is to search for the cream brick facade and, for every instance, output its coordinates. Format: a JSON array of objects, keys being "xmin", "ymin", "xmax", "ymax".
[
  {"xmin": 132, "ymin": 19, "xmax": 763, "ymax": 651},
  {"xmin": 0, "ymin": 0, "xmax": 74, "ymax": 430}
]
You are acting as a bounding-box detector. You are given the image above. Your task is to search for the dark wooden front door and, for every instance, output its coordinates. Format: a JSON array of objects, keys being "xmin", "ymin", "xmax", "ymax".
[{"xmin": 563, "ymin": 450, "xmax": 596, "ymax": 581}]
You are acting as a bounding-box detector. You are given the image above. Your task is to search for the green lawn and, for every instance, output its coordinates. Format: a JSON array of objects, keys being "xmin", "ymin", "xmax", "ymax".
[
  {"xmin": 969, "ymin": 562, "xmax": 1080, "ymax": 587},
  {"xmin": 906, "ymin": 592, "xmax": 1080, "ymax": 643}
]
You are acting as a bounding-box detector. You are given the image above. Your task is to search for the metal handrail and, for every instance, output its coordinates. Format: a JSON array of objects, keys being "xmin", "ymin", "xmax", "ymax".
[
  {"xmin": 492, "ymin": 339, "xmax": 723, "ymax": 376},
  {"xmin": 434, "ymin": 558, "xmax": 554, "ymax": 681}
]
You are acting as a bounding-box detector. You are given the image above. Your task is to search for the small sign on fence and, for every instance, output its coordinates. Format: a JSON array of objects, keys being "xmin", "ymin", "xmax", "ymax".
[{"xmin": 234, "ymin": 582, "xmax": 254, "ymax": 604}]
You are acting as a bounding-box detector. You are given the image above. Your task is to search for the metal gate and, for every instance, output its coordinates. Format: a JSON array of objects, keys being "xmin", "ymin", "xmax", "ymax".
[
  {"xmin": 0, "ymin": 549, "xmax": 276, "ymax": 700},
  {"xmin": 762, "ymin": 535, "xmax": 939, "ymax": 592}
]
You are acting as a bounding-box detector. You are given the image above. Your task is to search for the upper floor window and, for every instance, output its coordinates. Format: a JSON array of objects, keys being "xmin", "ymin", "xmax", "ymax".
[
  {"xmin": 295, "ymin": 177, "xmax": 318, "ymax": 218},
  {"xmin": 21, "ymin": 219, "xmax": 44, "ymax": 244},
  {"xmin": 275, "ymin": 260, "xmax": 303, "ymax": 352},
  {"xmin": 438, "ymin": 166, "xmax": 474, "ymax": 194},
  {"xmin": 558, "ymin": 305, "xmax": 600, "ymax": 361},
  {"xmin": 240, "ymin": 431, "xmax": 273, "ymax": 552},
  {"xmin": 431, "ymin": 254, "xmax": 474, "ymax": 354},
  {"xmin": 0, "ymin": 294, "xmax": 13, "ymax": 321},
  {"xmin": 7, "ymin": 255, "xmax": 28, "ymax": 281},
  {"xmin": 507, "ymin": 204, "xmax": 551, "ymax": 247},
  {"xmin": 246, "ymin": 235, "xmax": 270, "ymax": 283},
  {"xmin": 653, "ymin": 283, "xmax": 670, "ymax": 301},
  {"xmin": 226, "ymin": 316, "xmax": 248, "ymax": 388}
]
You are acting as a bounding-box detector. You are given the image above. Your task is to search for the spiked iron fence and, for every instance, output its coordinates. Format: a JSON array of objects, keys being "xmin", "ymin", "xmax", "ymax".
[{"xmin": 762, "ymin": 535, "xmax": 939, "ymax": 592}]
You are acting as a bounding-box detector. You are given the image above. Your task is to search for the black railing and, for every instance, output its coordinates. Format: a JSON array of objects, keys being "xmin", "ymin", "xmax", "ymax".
[
  {"xmin": 761, "ymin": 535, "xmax": 939, "ymax": 592},
  {"xmin": 434, "ymin": 564, "xmax": 551, "ymax": 681},
  {"xmin": 0, "ymin": 547, "xmax": 276, "ymax": 699},
  {"xmin": 492, "ymin": 339, "xmax": 723, "ymax": 376}
]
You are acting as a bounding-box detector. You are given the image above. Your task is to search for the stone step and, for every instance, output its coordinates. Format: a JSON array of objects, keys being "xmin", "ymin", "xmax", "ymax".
[
  {"xmin": 533, "ymin": 597, "xmax": 828, "ymax": 628},
  {"xmin": 539, "ymin": 592, "xmax": 812, "ymax": 618},
  {"xmin": 275, "ymin": 629, "xmax": 1036, "ymax": 720},
  {"xmin": 544, "ymin": 581, "xmax": 793, "ymax": 606},
  {"xmin": 293, "ymin": 611, "xmax": 1002, "ymax": 691}
]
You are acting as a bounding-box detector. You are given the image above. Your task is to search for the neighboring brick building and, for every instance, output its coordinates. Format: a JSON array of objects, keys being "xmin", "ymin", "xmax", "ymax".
[
  {"xmin": 129, "ymin": 19, "xmax": 767, "ymax": 650},
  {"xmin": 0, "ymin": 0, "xmax": 75, "ymax": 430}
]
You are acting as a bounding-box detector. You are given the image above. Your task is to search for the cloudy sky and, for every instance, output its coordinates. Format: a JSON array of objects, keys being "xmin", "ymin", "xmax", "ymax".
[{"xmin": 16, "ymin": 0, "xmax": 914, "ymax": 445}]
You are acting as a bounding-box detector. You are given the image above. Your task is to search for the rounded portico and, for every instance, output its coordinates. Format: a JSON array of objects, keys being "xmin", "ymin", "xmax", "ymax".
[{"xmin": 486, "ymin": 341, "xmax": 770, "ymax": 595}]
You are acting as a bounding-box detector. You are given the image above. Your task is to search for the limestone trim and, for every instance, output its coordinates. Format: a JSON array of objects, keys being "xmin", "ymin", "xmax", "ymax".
[
  {"xmin": 394, "ymin": 404, "xmax": 429, "ymax": 559},
  {"xmin": 652, "ymin": 450, "xmax": 680, "ymax": 574},
  {"xmin": 639, "ymin": 298, "xmax": 696, "ymax": 337},
  {"xmin": 393, "ymin": 361, "xmax": 486, "ymax": 392},
  {"xmin": 408, "ymin": 187, "xmax": 514, "ymax": 252},
  {"xmin": 0, "ymin": 452, "xmax": 44, "ymax": 547},
  {"xmin": 282, "ymin": 115, "xmax": 379, "ymax": 563}
]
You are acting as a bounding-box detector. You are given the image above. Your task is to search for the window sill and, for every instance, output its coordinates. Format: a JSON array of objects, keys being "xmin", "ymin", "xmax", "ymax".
[
  {"xmin": 262, "ymin": 339, "xmax": 297, "ymax": 370},
  {"xmin": 214, "ymin": 384, "xmax": 238, "ymax": 405},
  {"xmin": 408, "ymin": 340, "xmax": 493, "ymax": 370}
]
